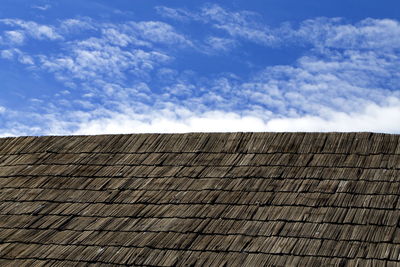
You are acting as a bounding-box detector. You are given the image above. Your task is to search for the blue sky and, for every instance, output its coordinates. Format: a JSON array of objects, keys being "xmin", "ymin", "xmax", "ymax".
[{"xmin": 0, "ymin": 0, "xmax": 399, "ymax": 136}]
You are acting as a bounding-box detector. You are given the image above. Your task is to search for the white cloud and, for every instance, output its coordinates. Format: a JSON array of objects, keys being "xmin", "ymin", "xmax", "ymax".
[
  {"xmin": 265, "ymin": 100, "xmax": 400, "ymax": 133},
  {"xmin": 40, "ymin": 39, "xmax": 171, "ymax": 82},
  {"xmin": 101, "ymin": 28, "xmax": 150, "ymax": 47},
  {"xmin": 163, "ymin": 83, "xmax": 195, "ymax": 97},
  {"xmin": 157, "ymin": 4, "xmax": 277, "ymax": 46},
  {"xmin": 0, "ymin": 49, "xmax": 14, "ymax": 59},
  {"xmin": 0, "ymin": 108, "xmax": 44, "ymax": 137},
  {"xmin": 3, "ymin": 31, "xmax": 25, "ymax": 45},
  {"xmin": 155, "ymin": 6, "xmax": 194, "ymax": 22},
  {"xmin": 157, "ymin": 5, "xmax": 400, "ymax": 51},
  {"xmin": 18, "ymin": 54, "xmax": 34, "ymax": 65},
  {"xmin": 201, "ymin": 4, "xmax": 277, "ymax": 45},
  {"xmin": 32, "ymin": 4, "xmax": 51, "ymax": 11},
  {"xmin": 0, "ymin": 48, "xmax": 34, "ymax": 64},
  {"xmin": 204, "ymin": 36, "xmax": 236, "ymax": 53},
  {"xmin": 130, "ymin": 21, "xmax": 193, "ymax": 47},
  {"xmin": 295, "ymin": 18, "xmax": 400, "ymax": 50},
  {"xmin": 62, "ymin": 98, "xmax": 400, "ymax": 135},
  {"xmin": 71, "ymin": 110, "xmax": 267, "ymax": 135},
  {"xmin": 59, "ymin": 19, "xmax": 96, "ymax": 33},
  {"xmin": 102, "ymin": 28, "xmax": 132, "ymax": 47},
  {"xmin": 243, "ymin": 49, "xmax": 400, "ymax": 116},
  {"xmin": 0, "ymin": 19, "xmax": 61, "ymax": 40}
]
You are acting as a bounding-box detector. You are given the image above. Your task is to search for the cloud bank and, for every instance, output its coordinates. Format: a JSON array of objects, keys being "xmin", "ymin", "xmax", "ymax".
[{"xmin": 69, "ymin": 100, "xmax": 400, "ymax": 135}]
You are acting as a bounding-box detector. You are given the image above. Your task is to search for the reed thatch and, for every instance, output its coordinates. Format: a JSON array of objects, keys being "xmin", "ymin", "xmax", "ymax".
[{"xmin": 0, "ymin": 132, "xmax": 399, "ymax": 266}]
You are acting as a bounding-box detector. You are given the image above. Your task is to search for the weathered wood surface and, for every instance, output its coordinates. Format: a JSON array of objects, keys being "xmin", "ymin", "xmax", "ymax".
[{"xmin": 0, "ymin": 132, "xmax": 399, "ymax": 266}]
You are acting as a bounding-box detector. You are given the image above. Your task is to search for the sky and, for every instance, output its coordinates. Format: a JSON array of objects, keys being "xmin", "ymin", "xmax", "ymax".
[{"xmin": 0, "ymin": 0, "xmax": 399, "ymax": 136}]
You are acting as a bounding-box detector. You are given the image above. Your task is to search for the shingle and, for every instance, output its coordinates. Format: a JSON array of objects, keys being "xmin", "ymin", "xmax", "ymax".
[{"xmin": 0, "ymin": 132, "xmax": 399, "ymax": 265}]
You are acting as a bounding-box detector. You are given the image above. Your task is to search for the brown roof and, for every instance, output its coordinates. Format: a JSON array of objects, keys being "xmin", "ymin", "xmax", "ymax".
[{"xmin": 0, "ymin": 132, "xmax": 399, "ymax": 266}]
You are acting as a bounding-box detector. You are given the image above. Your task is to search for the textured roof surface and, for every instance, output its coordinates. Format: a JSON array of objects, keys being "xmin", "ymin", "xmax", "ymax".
[{"xmin": 0, "ymin": 132, "xmax": 400, "ymax": 266}]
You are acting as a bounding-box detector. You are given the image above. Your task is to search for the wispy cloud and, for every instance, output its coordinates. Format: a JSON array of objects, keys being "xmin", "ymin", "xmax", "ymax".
[
  {"xmin": 0, "ymin": 18, "xmax": 185, "ymax": 91},
  {"xmin": 158, "ymin": 5, "xmax": 400, "ymax": 52},
  {"xmin": 155, "ymin": 6, "xmax": 194, "ymax": 22},
  {"xmin": 203, "ymin": 36, "xmax": 237, "ymax": 53},
  {"xmin": 31, "ymin": 4, "xmax": 51, "ymax": 11},
  {"xmin": 294, "ymin": 17, "xmax": 400, "ymax": 50},
  {"xmin": 0, "ymin": 4, "xmax": 399, "ymax": 136},
  {"xmin": 0, "ymin": 48, "xmax": 34, "ymax": 64},
  {"xmin": 200, "ymin": 4, "xmax": 277, "ymax": 45},
  {"xmin": 2, "ymin": 31, "xmax": 25, "ymax": 45},
  {"xmin": 39, "ymin": 39, "xmax": 171, "ymax": 83},
  {"xmin": 130, "ymin": 21, "xmax": 193, "ymax": 47},
  {"xmin": 0, "ymin": 19, "xmax": 61, "ymax": 40},
  {"xmin": 59, "ymin": 19, "xmax": 96, "ymax": 34},
  {"xmin": 157, "ymin": 4, "xmax": 277, "ymax": 46}
]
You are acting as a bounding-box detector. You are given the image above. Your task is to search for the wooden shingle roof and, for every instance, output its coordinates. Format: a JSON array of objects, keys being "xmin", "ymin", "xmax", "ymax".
[{"xmin": 0, "ymin": 132, "xmax": 400, "ymax": 266}]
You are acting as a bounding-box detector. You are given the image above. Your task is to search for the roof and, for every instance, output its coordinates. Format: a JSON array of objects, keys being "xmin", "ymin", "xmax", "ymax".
[{"xmin": 0, "ymin": 132, "xmax": 399, "ymax": 266}]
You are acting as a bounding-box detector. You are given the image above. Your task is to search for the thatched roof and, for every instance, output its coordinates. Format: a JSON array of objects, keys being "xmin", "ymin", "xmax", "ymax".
[{"xmin": 0, "ymin": 132, "xmax": 399, "ymax": 266}]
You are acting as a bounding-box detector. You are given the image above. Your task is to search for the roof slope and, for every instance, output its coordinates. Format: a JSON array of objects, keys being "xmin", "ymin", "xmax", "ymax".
[{"xmin": 0, "ymin": 132, "xmax": 399, "ymax": 266}]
